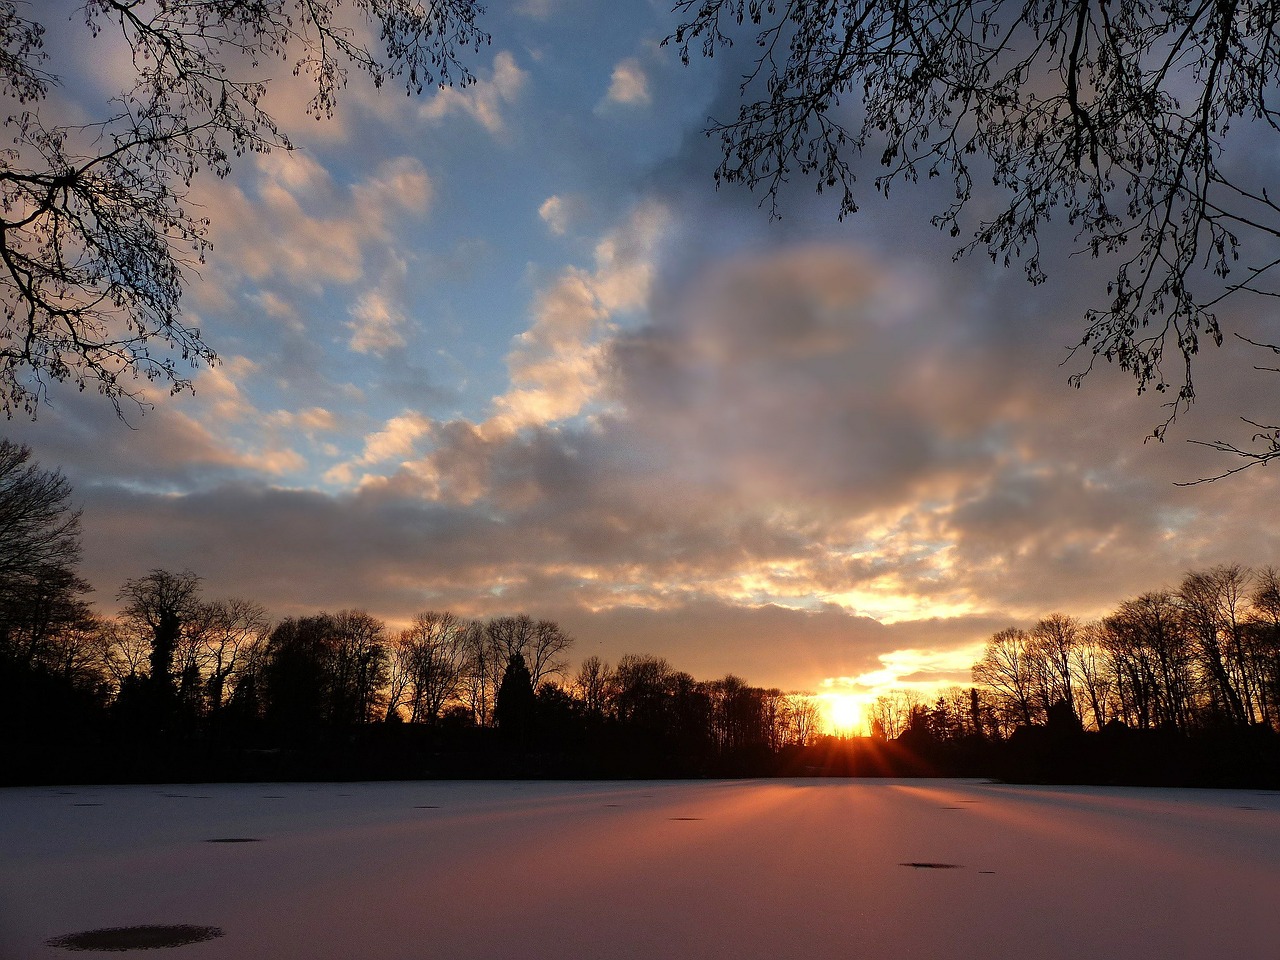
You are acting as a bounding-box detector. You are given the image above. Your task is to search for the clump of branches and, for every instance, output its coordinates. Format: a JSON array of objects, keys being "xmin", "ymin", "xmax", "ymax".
[
  {"xmin": 668, "ymin": 0, "xmax": 1280, "ymax": 472},
  {"xmin": 0, "ymin": 0, "xmax": 486, "ymax": 417}
]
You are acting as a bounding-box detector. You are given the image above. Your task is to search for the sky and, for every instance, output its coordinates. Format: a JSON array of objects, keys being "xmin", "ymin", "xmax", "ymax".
[{"xmin": 9, "ymin": 0, "xmax": 1280, "ymax": 708}]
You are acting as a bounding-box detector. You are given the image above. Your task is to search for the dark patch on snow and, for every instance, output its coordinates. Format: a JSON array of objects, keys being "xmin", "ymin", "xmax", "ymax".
[
  {"xmin": 72, "ymin": 803, "xmax": 103, "ymax": 807},
  {"xmin": 413, "ymin": 805, "xmax": 440, "ymax": 809},
  {"xmin": 668, "ymin": 817, "xmax": 703, "ymax": 821},
  {"xmin": 899, "ymin": 862, "xmax": 962, "ymax": 869},
  {"xmin": 204, "ymin": 838, "xmax": 261, "ymax": 843},
  {"xmin": 46, "ymin": 925, "xmax": 224, "ymax": 951}
]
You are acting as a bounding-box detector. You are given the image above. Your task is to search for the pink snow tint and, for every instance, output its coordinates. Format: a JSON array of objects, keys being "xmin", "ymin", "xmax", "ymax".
[{"xmin": 1, "ymin": 779, "xmax": 1277, "ymax": 959}]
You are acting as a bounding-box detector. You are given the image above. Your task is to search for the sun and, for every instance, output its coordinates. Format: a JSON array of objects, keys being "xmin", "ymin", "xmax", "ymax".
[{"xmin": 822, "ymin": 693, "xmax": 865, "ymax": 736}]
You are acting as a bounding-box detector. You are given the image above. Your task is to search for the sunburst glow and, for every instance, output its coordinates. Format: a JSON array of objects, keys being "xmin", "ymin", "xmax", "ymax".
[{"xmin": 821, "ymin": 693, "xmax": 867, "ymax": 736}]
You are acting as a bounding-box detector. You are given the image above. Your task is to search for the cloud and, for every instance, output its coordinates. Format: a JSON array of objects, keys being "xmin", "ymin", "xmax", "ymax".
[
  {"xmin": 25, "ymin": 197, "xmax": 1280, "ymax": 699},
  {"xmin": 272, "ymin": 227, "xmax": 1279, "ymax": 660},
  {"xmin": 360, "ymin": 413, "xmax": 433, "ymax": 463},
  {"xmin": 324, "ymin": 411, "xmax": 435, "ymax": 486},
  {"xmin": 249, "ymin": 290, "xmax": 304, "ymax": 331},
  {"xmin": 347, "ymin": 291, "xmax": 408, "ymax": 355},
  {"xmin": 189, "ymin": 356, "xmax": 262, "ymax": 424},
  {"xmin": 65, "ymin": 450, "xmax": 1013, "ymax": 689},
  {"xmin": 539, "ymin": 195, "xmax": 571, "ymax": 235},
  {"xmin": 352, "ymin": 156, "xmax": 433, "ymax": 216},
  {"xmin": 267, "ymin": 407, "xmax": 337, "ymax": 435},
  {"xmin": 514, "ymin": 0, "xmax": 559, "ymax": 18},
  {"xmin": 200, "ymin": 154, "xmax": 433, "ymax": 293},
  {"xmin": 418, "ymin": 52, "xmax": 528, "ymax": 135},
  {"xmin": 602, "ymin": 58, "xmax": 651, "ymax": 108},
  {"xmin": 485, "ymin": 201, "xmax": 669, "ymax": 434}
]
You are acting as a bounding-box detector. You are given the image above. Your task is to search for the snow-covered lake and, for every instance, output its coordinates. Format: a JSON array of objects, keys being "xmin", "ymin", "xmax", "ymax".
[{"xmin": 2, "ymin": 779, "xmax": 1276, "ymax": 959}]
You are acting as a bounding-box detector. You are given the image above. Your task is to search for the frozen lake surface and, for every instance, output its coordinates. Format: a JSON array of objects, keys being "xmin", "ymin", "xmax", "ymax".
[{"xmin": 2, "ymin": 778, "xmax": 1276, "ymax": 959}]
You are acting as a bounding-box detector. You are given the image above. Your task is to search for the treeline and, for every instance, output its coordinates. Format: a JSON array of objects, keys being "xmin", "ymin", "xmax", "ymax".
[
  {"xmin": 2, "ymin": 564, "xmax": 831, "ymax": 781},
  {"xmin": 840, "ymin": 567, "xmax": 1280, "ymax": 785},
  {"xmin": 976, "ymin": 569, "xmax": 1280, "ymax": 733},
  {"xmin": 857, "ymin": 565, "xmax": 1280, "ymax": 742},
  {"xmin": 0, "ymin": 434, "xmax": 833, "ymax": 779},
  {"xmin": 3, "ymin": 437, "xmax": 1279, "ymax": 785}
]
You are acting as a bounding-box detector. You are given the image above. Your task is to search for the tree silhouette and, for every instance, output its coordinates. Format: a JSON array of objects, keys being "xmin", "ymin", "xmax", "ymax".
[
  {"xmin": 573, "ymin": 655, "xmax": 612, "ymax": 720},
  {"xmin": 0, "ymin": 439, "xmax": 103, "ymax": 757},
  {"xmin": 0, "ymin": 440, "xmax": 85, "ymax": 645},
  {"xmin": 195, "ymin": 598, "xmax": 269, "ymax": 714},
  {"xmin": 117, "ymin": 569, "xmax": 203, "ymax": 696},
  {"xmin": 1180, "ymin": 565, "xmax": 1253, "ymax": 725},
  {"xmin": 1104, "ymin": 591, "xmax": 1193, "ymax": 730},
  {"xmin": 972, "ymin": 627, "xmax": 1042, "ymax": 729},
  {"xmin": 113, "ymin": 568, "xmax": 203, "ymax": 732},
  {"xmin": 494, "ymin": 652, "xmax": 535, "ymax": 741},
  {"xmin": 386, "ymin": 611, "xmax": 468, "ymax": 723},
  {"xmin": 669, "ymin": 0, "xmax": 1280, "ymax": 465},
  {"xmin": 261, "ymin": 614, "xmax": 338, "ymax": 740}
]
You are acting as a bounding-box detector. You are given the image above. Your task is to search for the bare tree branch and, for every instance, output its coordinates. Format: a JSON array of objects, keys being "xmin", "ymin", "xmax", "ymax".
[
  {"xmin": 668, "ymin": 0, "xmax": 1280, "ymax": 476},
  {"xmin": 0, "ymin": 0, "xmax": 487, "ymax": 416}
]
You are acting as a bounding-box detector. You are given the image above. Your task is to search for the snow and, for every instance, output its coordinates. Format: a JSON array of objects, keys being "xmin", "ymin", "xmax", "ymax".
[{"xmin": 1, "ymin": 779, "xmax": 1276, "ymax": 959}]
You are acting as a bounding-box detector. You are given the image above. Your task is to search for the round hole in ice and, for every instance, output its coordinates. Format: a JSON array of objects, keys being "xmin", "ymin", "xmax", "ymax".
[{"xmin": 46, "ymin": 925, "xmax": 224, "ymax": 951}]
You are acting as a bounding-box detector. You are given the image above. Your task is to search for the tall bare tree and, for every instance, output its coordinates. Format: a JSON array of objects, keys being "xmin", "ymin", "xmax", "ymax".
[
  {"xmin": 972, "ymin": 627, "xmax": 1042, "ymax": 727},
  {"xmin": 93, "ymin": 616, "xmax": 151, "ymax": 692},
  {"xmin": 116, "ymin": 568, "xmax": 203, "ymax": 695},
  {"xmin": 867, "ymin": 689, "xmax": 921, "ymax": 740},
  {"xmin": 1105, "ymin": 591, "xmax": 1195, "ymax": 730},
  {"xmin": 0, "ymin": 440, "xmax": 85, "ymax": 642},
  {"xmin": 526, "ymin": 619, "xmax": 574, "ymax": 686},
  {"xmin": 1179, "ymin": 565, "xmax": 1253, "ymax": 725},
  {"xmin": 1074, "ymin": 621, "xmax": 1117, "ymax": 730},
  {"xmin": 1031, "ymin": 613, "xmax": 1081, "ymax": 720},
  {"xmin": 573, "ymin": 655, "xmax": 613, "ymax": 719},
  {"xmin": 779, "ymin": 692, "xmax": 821, "ymax": 747},
  {"xmin": 484, "ymin": 614, "xmax": 574, "ymax": 687},
  {"xmin": 194, "ymin": 597, "xmax": 269, "ymax": 712},
  {"xmin": 1247, "ymin": 567, "xmax": 1280, "ymax": 726},
  {"xmin": 459, "ymin": 618, "xmax": 497, "ymax": 725},
  {"xmin": 331, "ymin": 609, "xmax": 387, "ymax": 724},
  {"xmin": 388, "ymin": 610, "xmax": 468, "ymax": 723}
]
